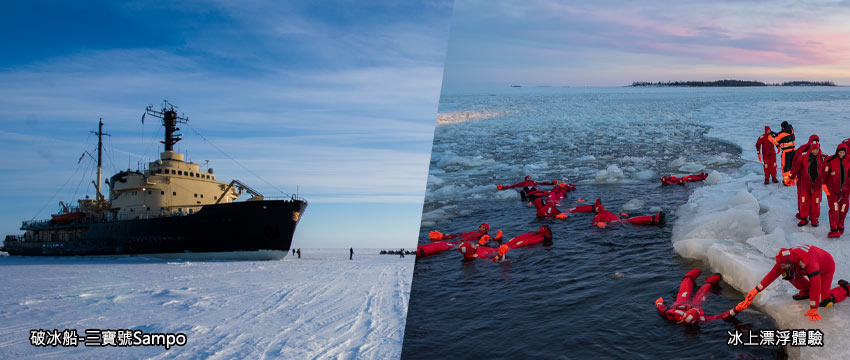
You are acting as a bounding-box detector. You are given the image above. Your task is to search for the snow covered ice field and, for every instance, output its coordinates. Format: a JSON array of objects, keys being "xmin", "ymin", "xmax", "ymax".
[{"xmin": 0, "ymin": 249, "xmax": 413, "ymax": 359}]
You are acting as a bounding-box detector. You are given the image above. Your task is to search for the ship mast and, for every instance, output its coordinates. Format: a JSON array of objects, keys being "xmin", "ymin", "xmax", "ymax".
[
  {"xmin": 145, "ymin": 100, "xmax": 189, "ymax": 152},
  {"xmin": 92, "ymin": 119, "xmax": 110, "ymax": 201}
]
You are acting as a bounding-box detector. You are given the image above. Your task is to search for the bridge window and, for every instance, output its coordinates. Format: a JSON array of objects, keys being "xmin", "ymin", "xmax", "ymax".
[
  {"xmin": 173, "ymin": 192, "xmax": 177, "ymax": 196},
  {"xmin": 161, "ymin": 191, "xmax": 165, "ymax": 195},
  {"xmin": 194, "ymin": 193, "xmax": 198, "ymax": 198},
  {"xmin": 147, "ymin": 190, "xmax": 151, "ymax": 195},
  {"xmin": 178, "ymin": 171, "xmax": 183, "ymax": 176}
]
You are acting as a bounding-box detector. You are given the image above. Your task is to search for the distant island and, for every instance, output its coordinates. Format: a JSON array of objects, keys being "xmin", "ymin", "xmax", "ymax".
[{"xmin": 631, "ymin": 80, "xmax": 836, "ymax": 87}]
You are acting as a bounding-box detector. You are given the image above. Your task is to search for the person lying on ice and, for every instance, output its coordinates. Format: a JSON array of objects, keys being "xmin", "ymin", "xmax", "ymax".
[
  {"xmin": 429, "ymin": 222, "xmax": 489, "ymax": 242},
  {"xmin": 496, "ymin": 176, "xmax": 558, "ymax": 200},
  {"xmin": 756, "ymin": 125, "xmax": 779, "ymax": 184},
  {"xmin": 654, "ymin": 268, "xmax": 738, "ymax": 326},
  {"xmin": 736, "ymin": 245, "xmax": 850, "ymax": 322},
  {"xmin": 660, "ymin": 173, "xmax": 708, "ymax": 185},
  {"xmin": 791, "ymin": 140, "xmax": 826, "ymax": 227},
  {"xmin": 823, "ymin": 143, "xmax": 850, "ymax": 237},
  {"xmin": 592, "ymin": 204, "xmax": 665, "ymax": 227},
  {"xmin": 533, "ymin": 198, "xmax": 569, "ymax": 219},
  {"xmin": 527, "ymin": 182, "xmax": 576, "ymax": 204}
]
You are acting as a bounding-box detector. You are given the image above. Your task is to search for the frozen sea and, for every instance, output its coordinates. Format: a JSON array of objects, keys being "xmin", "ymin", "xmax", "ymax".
[
  {"xmin": 0, "ymin": 249, "xmax": 413, "ymax": 359},
  {"xmin": 405, "ymin": 86, "xmax": 850, "ymax": 359}
]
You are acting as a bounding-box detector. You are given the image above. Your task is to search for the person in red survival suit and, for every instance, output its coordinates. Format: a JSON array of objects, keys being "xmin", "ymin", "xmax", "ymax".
[
  {"xmin": 416, "ymin": 241, "xmax": 456, "ymax": 258},
  {"xmin": 429, "ymin": 222, "xmax": 489, "ymax": 242},
  {"xmin": 661, "ymin": 173, "xmax": 708, "ymax": 185},
  {"xmin": 791, "ymin": 141, "xmax": 826, "ymax": 227},
  {"xmin": 569, "ymin": 197, "xmax": 603, "ymax": 214},
  {"xmin": 533, "ymin": 198, "xmax": 569, "ymax": 219},
  {"xmin": 736, "ymin": 246, "xmax": 850, "ymax": 321},
  {"xmin": 772, "ymin": 121, "xmax": 796, "ymax": 186},
  {"xmin": 822, "ymin": 143, "xmax": 850, "ymax": 237},
  {"xmin": 654, "ymin": 268, "xmax": 738, "ymax": 326},
  {"xmin": 505, "ymin": 225, "xmax": 552, "ymax": 249},
  {"xmin": 496, "ymin": 176, "xmax": 558, "ymax": 201},
  {"xmin": 527, "ymin": 182, "xmax": 576, "ymax": 204},
  {"xmin": 592, "ymin": 204, "xmax": 665, "ymax": 227},
  {"xmin": 756, "ymin": 126, "xmax": 779, "ymax": 184},
  {"xmin": 791, "ymin": 135, "xmax": 820, "ymax": 218}
]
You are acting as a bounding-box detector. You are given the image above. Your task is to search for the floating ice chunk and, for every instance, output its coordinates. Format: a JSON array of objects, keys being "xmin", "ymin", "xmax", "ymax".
[
  {"xmin": 669, "ymin": 156, "xmax": 686, "ymax": 168},
  {"xmin": 577, "ymin": 155, "xmax": 596, "ymax": 161},
  {"xmin": 494, "ymin": 190, "xmax": 519, "ymax": 200},
  {"xmin": 421, "ymin": 209, "xmax": 449, "ymax": 223},
  {"xmin": 595, "ymin": 164, "xmax": 624, "ymax": 183},
  {"xmin": 678, "ymin": 162, "xmax": 705, "ymax": 173},
  {"xmin": 622, "ymin": 199, "xmax": 645, "ymax": 211},
  {"xmin": 649, "ymin": 206, "xmax": 662, "ymax": 213},
  {"xmin": 704, "ymin": 170, "xmax": 723, "ymax": 185},
  {"xmin": 427, "ymin": 175, "xmax": 444, "ymax": 186},
  {"xmin": 420, "ymin": 221, "xmax": 435, "ymax": 228},
  {"xmin": 634, "ymin": 170, "xmax": 655, "ymax": 181}
]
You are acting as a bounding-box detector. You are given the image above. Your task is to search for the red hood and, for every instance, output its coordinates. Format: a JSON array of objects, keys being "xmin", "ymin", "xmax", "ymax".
[
  {"xmin": 533, "ymin": 198, "xmax": 545, "ymax": 209},
  {"xmin": 537, "ymin": 225, "xmax": 552, "ymax": 240},
  {"xmin": 479, "ymin": 222, "xmax": 489, "ymax": 233},
  {"xmin": 806, "ymin": 134, "xmax": 820, "ymax": 149},
  {"xmin": 764, "ymin": 126, "xmax": 771, "ymax": 135},
  {"xmin": 836, "ymin": 143, "xmax": 848, "ymax": 158},
  {"xmin": 776, "ymin": 248, "xmax": 801, "ymax": 265}
]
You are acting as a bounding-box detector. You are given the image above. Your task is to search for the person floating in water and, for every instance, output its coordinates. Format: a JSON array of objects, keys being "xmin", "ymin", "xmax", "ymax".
[
  {"xmin": 592, "ymin": 203, "xmax": 665, "ymax": 227},
  {"xmin": 736, "ymin": 245, "xmax": 850, "ymax": 322},
  {"xmin": 823, "ymin": 143, "xmax": 850, "ymax": 237},
  {"xmin": 429, "ymin": 223, "xmax": 490, "ymax": 242},
  {"xmin": 568, "ymin": 198, "xmax": 603, "ymax": 214},
  {"xmin": 756, "ymin": 125, "xmax": 779, "ymax": 184},
  {"xmin": 655, "ymin": 268, "xmax": 737, "ymax": 326},
  {"xmin": 660, "ymin": 173, "xmax": 708, "ymax": 185},
  {"xmin": 533, "ymin": 198, "xmax": 569, "ymax": 219},
  {"xmin": 496, "ymin": 176, "xmax": 559, "ymax": 201},
  {"xmin": 527, "ymin": 182, "xmax": 576, "ymax": 204},
  {"xmin": 791, "ymin": 139, "xmax": 826, "ymax": 227},
  {"xmin": 417, "ymin": 241, "xmax": 456, "ymax": 258},
  {"xmin": 505, "ymin": 225, "xmax": 552, "ymax": 248}
]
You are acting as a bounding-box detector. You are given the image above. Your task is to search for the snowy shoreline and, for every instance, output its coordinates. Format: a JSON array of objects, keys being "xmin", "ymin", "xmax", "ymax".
[{"xmin": 671, "ymin": 98, "xmax": 850, "ymax": 360}]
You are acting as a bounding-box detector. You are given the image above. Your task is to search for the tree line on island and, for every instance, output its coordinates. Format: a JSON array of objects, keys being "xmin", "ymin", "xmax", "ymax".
[{"xmin": 631, "ymin": 80, "xmax": 836, "ymax": 87}]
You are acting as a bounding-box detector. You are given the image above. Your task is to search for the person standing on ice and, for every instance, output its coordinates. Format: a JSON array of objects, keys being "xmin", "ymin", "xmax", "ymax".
[
  {"xmin": 654, "ymin": 268, "xmax": 738, "ymax": 326},
  {"xmin": 822, "ymin": 143, "xmax": 850, "ymax": 237},
  {"xmin": 756, "ymin": 125, "xmax": 778, "ymax": 184},
  {"xmin": 791, "ymin": 140, "xmax": 826, "ymax": 227},
  {"xmin": 591, "ymin": 203, "xmax": 665, "ymax": 227},
  {"xmin": 772, "ymin": 121, "xmax": 796, "ymax": 186},
  {"xmin": 736, "ymin": 245, "xmax": 850, "ymax": 322},
  {"xmin": 350, "ymin": 247, "xmax": 354, "ymax": 260},
  {"xmin": 297, "ymin": 248, "xmax": 301, "ymax": 258}
]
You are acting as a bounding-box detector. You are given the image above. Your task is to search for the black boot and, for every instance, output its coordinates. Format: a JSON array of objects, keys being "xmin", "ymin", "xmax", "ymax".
[{"xmin": 792, "ymin": 292, "xmax": 810, "ymax": 301}]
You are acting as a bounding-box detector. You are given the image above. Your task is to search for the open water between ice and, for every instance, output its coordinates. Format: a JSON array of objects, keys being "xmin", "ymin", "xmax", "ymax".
[{"xmin": 401, "ymin": 87, "xmax": 821, "ymax": 359}]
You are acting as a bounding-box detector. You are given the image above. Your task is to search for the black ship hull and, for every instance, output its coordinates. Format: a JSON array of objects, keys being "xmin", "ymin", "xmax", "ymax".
[{"xmin": 4, "ymin": 200, "xmax": 306, "ymax": 256}]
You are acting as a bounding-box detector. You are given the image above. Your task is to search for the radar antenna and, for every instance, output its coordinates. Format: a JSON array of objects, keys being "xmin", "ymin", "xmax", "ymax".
[{"xmin": 145, "ymin": 100, "xmax": 189, "ymax": 152}]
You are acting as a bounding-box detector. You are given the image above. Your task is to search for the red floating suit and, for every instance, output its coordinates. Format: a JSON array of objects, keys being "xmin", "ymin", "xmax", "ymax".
[
  {"xmin": 822, "ymin": 143, "xmax": 850, "ymax": 236},
  {"xmin": 416, "ymin": 241, "xmax": 456, "ymax": 257},
  {"xmin": 756, "ymin": 126, "xmax": 778, "ymax": 182},
  {"xmin": 592, "ymin": 204, "xmax": 664, "ymax": 227},
  {"xmin": 791, "ymin": 140, "xmax": 826, "ymax": 224},
  {"xmin": 506, "ymin": 226, "xmax": 552, "ymax": 249},
  {"xmin": 533, "ymin": 198, "xmax": 567, "ymax": 219},
  {"xmin": 661, "ymin": 173, "xmax": 707, "ymax": 185},
  {"xmin": 436, "ymin": 223, "xmax": 489, "ymax": 242},
  {"xmin": 655, "ymin": 268, "xmax": 733, "ymax": 326},
  {"xmin": 497, "ymin": 176, "xmax": 557, "ymax": 190}
]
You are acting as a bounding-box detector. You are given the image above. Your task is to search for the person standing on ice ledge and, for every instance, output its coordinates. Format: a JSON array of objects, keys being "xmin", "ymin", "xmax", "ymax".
[
  {"xmin": 822, "ymin": 143, "xmax": 850, "ymax": 238},
  {"xmin": 772, "ymin": 121, "xmax": 796, "ymax": 186},
  {"xmin": 791, "ymin": 140, "xmax": 826, "ymax": 227},
  {"xmin": 654, "ymin": 268, "xmax": 738, "ymax": 326},
  {"xmin": 736, "ymin": 245, "xmax": 850, "ymax": 322},
  {"xmin": 756, "ymin": 125, "xmax": 778, "ymax": 184},
  {"xmin": 350, "ymin": 247, "xmax": 354, "ymax": 260}
]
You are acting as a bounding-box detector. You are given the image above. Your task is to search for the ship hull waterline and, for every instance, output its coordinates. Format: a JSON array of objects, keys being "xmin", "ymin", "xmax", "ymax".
[{"xmin": 5, "ymin": 200, "xmax": 306, "ymax": 257}]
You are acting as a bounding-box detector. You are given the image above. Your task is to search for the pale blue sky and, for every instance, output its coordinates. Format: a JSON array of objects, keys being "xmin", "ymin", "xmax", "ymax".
[{"xmin": 0, "ymin": 1, "xmax": 453, "ymax": 248}]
